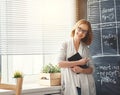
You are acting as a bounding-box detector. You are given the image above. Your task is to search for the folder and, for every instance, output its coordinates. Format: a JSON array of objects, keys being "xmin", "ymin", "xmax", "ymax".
[{"xmin": 68, "ymin": 52, "xmax": 88, "ymax": 68}]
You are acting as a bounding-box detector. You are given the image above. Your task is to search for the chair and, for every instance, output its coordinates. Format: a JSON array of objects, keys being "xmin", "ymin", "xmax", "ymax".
[{"xmin": 0, "ymin": 78, "xmax": 23, "ymax": 95}]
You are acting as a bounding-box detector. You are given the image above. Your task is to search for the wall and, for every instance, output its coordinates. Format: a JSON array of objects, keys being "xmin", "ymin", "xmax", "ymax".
[{"xmin": 76, "ymin": 0, "xmax": 87, "ymax": 20}]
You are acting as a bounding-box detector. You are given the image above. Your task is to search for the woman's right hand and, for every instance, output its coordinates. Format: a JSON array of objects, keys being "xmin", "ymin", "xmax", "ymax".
[{"xmin": 78, "ymin": 58, "xmax": 89, "ymax": 65}]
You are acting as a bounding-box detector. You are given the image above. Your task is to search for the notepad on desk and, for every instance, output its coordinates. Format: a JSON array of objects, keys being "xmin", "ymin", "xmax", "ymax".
[{"xmin": 68, "ymin": 52, "xmax": 88, "ymax": 69}]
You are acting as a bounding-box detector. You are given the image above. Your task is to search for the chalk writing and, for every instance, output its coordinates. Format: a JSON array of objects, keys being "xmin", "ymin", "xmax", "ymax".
[
  {"xmin": 102, "ymin": 33, "xmax": 117, "ymax": 47},
  {"xmin": 102, "ymin": 34, "xmax": 117, "ymax": 40},
  {"xmin": 101, "ymin": 0, "xmax": 109, "ymax": 2},
  {"xmin": 96, "ymin": 64, "xmax": 120, "ymax": 85},
  {"xmin": 101, "ymin": 23, "xmax": 116, "ymax": 29},
  {"xmin": 102, "ymin": 12, "xmax": 115, "ymax": 22},
  {"xmin": 88, "ymin": 0, "xmax": 99, "ymax": 5},
  {"xmin": 102, "ymin": 8, "xmax": 114, "ymax": 14},
  {"xmin": 99, "ymin": 64, "xmax": 111, "ymax": 70}
]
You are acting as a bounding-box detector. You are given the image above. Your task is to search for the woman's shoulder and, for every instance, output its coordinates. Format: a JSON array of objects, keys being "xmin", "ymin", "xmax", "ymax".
[
  {"xmin": 61, "ymin": 38, "xmax": 72, "ymax": 45},
  {"xmin": 81, "ymin": 41, "xmax": 90, "ymax": 52},
  {"xmin": 81, "ymin": 41, "xmax": 89, "ymax": 47}
]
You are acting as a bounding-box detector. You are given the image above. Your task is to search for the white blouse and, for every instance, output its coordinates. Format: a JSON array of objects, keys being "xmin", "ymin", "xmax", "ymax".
[{"xmin": 57, "ymin": 38, "xmax": 96, "ymax": 95}]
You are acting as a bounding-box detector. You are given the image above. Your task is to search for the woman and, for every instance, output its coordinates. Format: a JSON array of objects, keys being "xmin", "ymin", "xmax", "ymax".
[{"xmin": 57, "ymin": 19, "xmax": 96, "ymax": 95}]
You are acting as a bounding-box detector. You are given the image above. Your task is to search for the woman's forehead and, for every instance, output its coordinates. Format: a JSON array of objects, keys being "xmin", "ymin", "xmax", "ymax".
[{"xmin": 78, "ymin": 24, "xmax": 89, "ymax": 30}]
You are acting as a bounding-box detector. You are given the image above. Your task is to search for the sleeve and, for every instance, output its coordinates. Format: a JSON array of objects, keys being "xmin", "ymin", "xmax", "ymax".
[
  {"xmin": 88, "ymin": 52, "xmax": 95, "ymax": 73},
  {"xmin": 84, "ymin": 46, "xmax": 95, "ymax": 73},
  {"xmin": 56, "ymin": 41, "xmax": 67, "ymax": 63}
]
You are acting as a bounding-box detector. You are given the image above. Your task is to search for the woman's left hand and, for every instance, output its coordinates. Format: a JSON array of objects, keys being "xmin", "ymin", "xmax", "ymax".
[{"xmin": 71, "ymin": 66, "xmax": 83, "ymax": 73}]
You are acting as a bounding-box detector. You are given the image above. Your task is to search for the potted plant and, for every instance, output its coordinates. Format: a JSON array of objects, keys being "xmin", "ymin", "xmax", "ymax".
[
  {"xmin": 13, "ymin": 71, "xmax": 23, "ymax": 86},
  {"xmin": 13, "ymin": 71, "xmax": 23, "ymax": 78},
  {"xmin": 40, "ymin": 63, "xmax": 61, "ymax": 86},
  {"xmin": 13, "ymin": 71, "xmax": 23, "ymax": 95},
  {"xmin": 42, "ymin": 63, "xmax": 60, "ymax": 73}
]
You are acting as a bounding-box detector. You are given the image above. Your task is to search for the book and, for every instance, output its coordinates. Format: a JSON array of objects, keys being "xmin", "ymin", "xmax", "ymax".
[{"xmin": 68, "ymin": 52, "xmax": 88, "ymax": 69}]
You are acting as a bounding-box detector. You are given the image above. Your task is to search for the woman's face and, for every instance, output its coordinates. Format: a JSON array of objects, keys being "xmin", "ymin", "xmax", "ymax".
[{"xmin": 75, "ymin": 24, "xmax": 88, "ymax": 39}]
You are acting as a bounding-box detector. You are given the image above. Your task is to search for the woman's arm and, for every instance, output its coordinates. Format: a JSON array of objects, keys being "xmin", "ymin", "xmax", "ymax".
[
  {"xmin": 71, "ymin": 66, "xmax": 93, "ymax": 74},
  {"xmin": 71, "ymin": 44, "xmax": 94, "ymax": 74},
  {"xmin": 58, "ymin": 58, "xmax": 89, "ymax": 68},
  {"xmin": 82, "ymin": 67, "xmax": 93, "ymax": 74},
  {"xmin": 57, "ymin": 41, "xmax": 89, "ymax": 68}
]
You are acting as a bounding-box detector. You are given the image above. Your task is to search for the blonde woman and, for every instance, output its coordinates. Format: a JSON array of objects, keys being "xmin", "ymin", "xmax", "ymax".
[{"xmin": 57, "ymin": 19, "xmax": 96, "ymax": 95}]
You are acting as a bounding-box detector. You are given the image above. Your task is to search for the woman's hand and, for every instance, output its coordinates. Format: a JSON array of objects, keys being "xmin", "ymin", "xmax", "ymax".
[
  {"xmin": 71, "ymin": 65, "xmax": 93, "ymax": 74},
  {"xmin": 78, "ymin": 57, "xmax": 89, "ymax": 65},
  {"xmin": 71, "ymin": 66, "xmax": 83, "ymax": 73}
]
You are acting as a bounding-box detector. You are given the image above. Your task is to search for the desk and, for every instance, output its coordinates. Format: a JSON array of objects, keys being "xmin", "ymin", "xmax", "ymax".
[{"xmin": 0, "ymin": 84, "xmax": 61, "ymax": 95}]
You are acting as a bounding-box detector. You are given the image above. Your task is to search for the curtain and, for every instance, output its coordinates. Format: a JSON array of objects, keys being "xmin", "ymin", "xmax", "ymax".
[{"xmin": 0, "ymin": 0, "xmax": 76, "ymax": 55}]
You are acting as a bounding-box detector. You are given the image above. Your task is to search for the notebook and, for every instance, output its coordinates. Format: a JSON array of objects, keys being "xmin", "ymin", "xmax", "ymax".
[{"xmin": 68, "ymin": 52, "xmax": 88, "ymax": 68}]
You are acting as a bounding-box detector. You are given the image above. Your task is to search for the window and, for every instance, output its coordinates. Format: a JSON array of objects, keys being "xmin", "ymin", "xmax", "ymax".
[{"xmin": 0, "ymin": 0, "xmax": 77, "ymax": 84}]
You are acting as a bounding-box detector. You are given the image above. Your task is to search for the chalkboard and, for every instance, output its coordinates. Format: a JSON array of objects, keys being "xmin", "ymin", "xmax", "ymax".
[
  {"xmin": 90, "ymin": 29, "xmax": 102, "ymax": 56},
  {"xmin": 101, "ymin": 0, "xmax": 115, "ymax": 23},
  {"xmin": 88, "ymin": 0, "xmax": 119, "ymax": 55},
  {"xmin": 116, "ymin": 0, "xmax": 120, "ymax": 21},
  {"xmin": 102, "ymin": 28, "xmax": 117, "ymax": 54},
  {"xmin": 118, "ymin": 28, "xmax": 120, "ymax": 54},
  {"xmin": 118, "ymin": 23, "xmax": 120, "ymax": 54},
  {"xmin": 87, "ymin": 0, "xmax": 120, "ymax": 95},
  {"xmin": 87, "ymin": 1, "xmax": 100, "ymax": 24},
  {"xmin": 93, "ymin": 56, "xmax": 120, "ymax": 95}
]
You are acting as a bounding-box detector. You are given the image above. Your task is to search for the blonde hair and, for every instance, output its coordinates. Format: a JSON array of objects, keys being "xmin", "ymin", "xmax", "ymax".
[{"xmin": 71, "ymin": 19, "xmax": 93, "ymax": 45}]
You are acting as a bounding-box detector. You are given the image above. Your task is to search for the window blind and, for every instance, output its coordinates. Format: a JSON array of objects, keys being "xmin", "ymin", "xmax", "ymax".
[{"xmin": 0, "ymin": 0, "xmax": 76, "ymax": 55}]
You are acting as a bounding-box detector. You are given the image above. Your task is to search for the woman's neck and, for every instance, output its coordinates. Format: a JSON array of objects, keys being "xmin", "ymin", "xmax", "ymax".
[
  {"xmin": 73, "ymin": 37, "xmax": 80, "ymax": 45},
  {"xmin": 73, "ymin": 37, "xmax": 81, "ymax": 52}
]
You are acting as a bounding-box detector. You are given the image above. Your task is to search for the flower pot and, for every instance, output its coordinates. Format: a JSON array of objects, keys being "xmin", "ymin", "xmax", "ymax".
[
  {"xmin": 16, "ymin": 78, "xmax": 23, "ymax": 95},
  {"xmin": 39, "ymin": 73, "xmax": 61, "ymax": 86}
]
